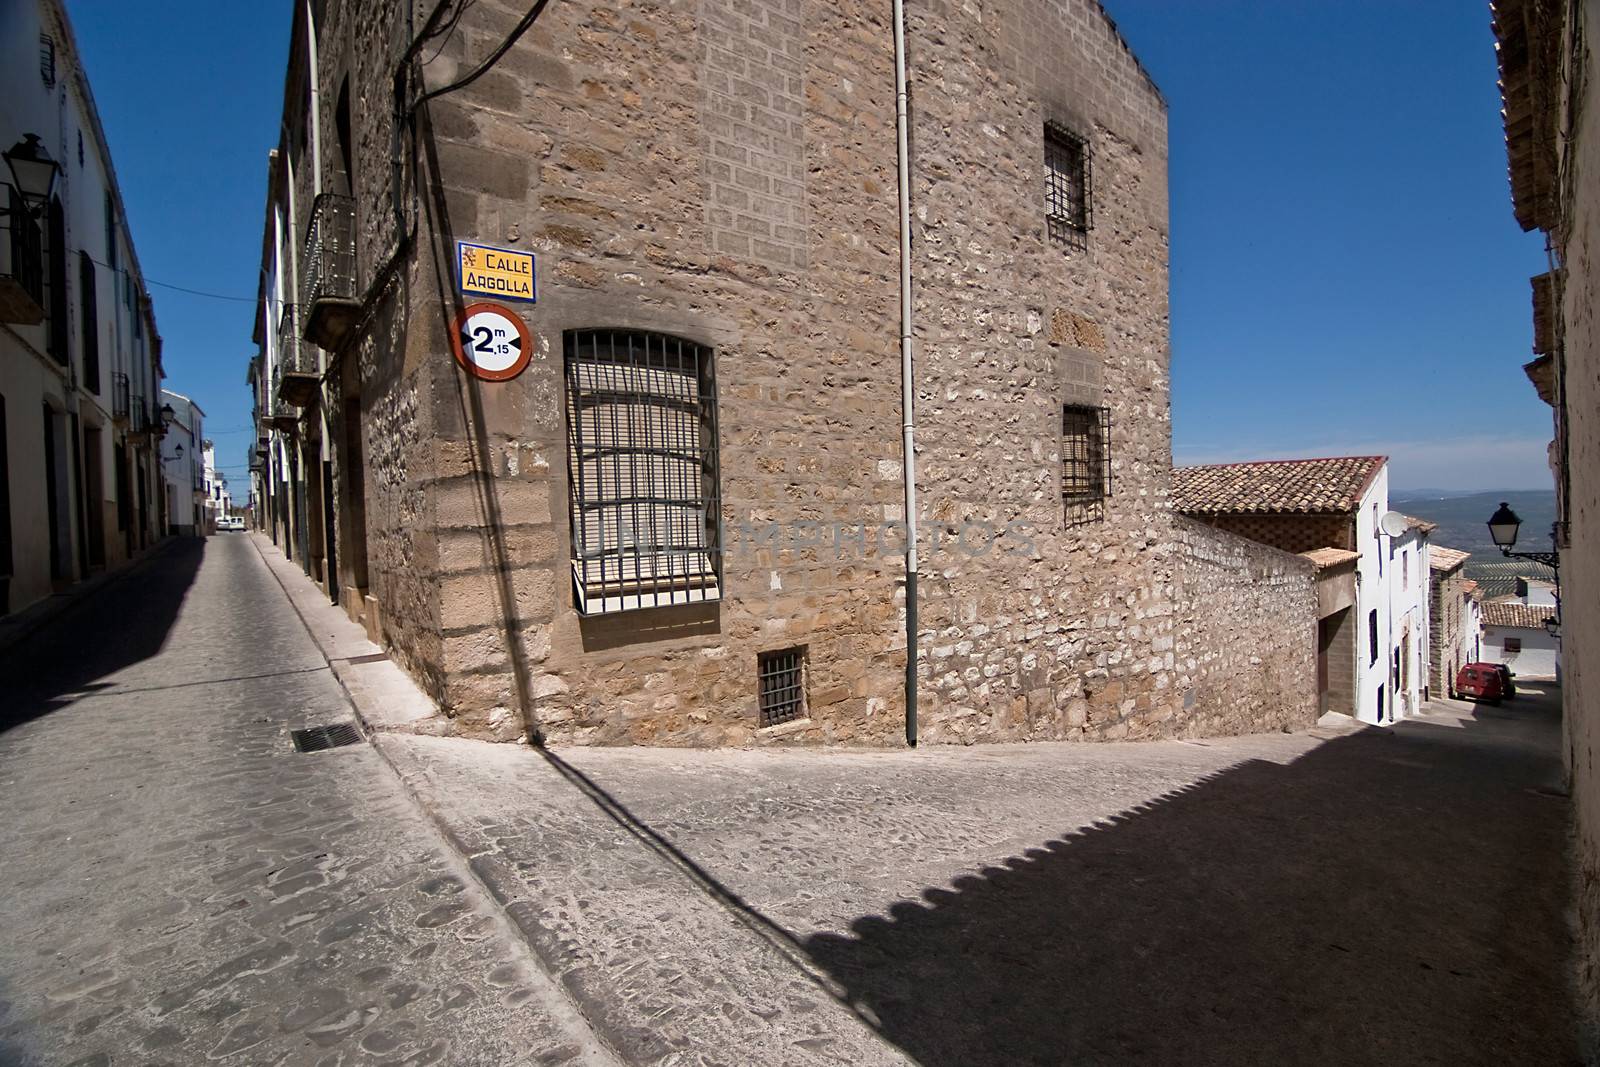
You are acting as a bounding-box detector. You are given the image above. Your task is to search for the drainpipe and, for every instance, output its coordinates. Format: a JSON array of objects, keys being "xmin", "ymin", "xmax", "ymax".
[
  {"xmin": 892, "ymin": 0, "xmax": 919, "ymax": 747},
  {"xmin": 306, "ymin": 0, "xmax": 323, "ymax": 199}
]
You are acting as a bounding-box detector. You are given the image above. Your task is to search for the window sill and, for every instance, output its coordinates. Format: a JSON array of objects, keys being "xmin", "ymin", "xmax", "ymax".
[{"xmin": 757, "ymin": 716, "xmax": 813, "ymax": 738}]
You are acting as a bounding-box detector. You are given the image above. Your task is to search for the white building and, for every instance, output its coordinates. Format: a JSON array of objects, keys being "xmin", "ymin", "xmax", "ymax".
[
  {"xmin": 159, "ymin": 389, "xmax": 203, "ymax": 536},
  {"xmin": 201, "ymin": 440, "xmax": 230, "ymax": 532},
  {"xmin": 1481, "ymin": 577, "xmax": 1561, "ymax": 680},
  {"xmin": 1, "ymin": 0, "xmax": 166, "ymax": 614},
  {"xmin": 1173, "ymin": 455, "xmax": 1429, "ymax": 728}
]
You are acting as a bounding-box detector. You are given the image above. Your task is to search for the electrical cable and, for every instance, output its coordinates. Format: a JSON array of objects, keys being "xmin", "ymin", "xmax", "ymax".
[{"xmin": 408, "ymin": 0, "xmax": 551, "ymax": 114}]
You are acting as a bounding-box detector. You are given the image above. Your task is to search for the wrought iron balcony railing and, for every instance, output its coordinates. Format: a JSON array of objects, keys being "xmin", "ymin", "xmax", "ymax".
[
  {"xmin": 269, "ymin": 396, "xmax": 301, "ymax": 432},
  {"xmin": 276, "ymin": 303, "xmax": 321, "ymax": 407},
  {"xmin": 0, "ymin": 184, "xmax": 46, "ymax": 326},
  {"xmin": 301, "ymin": 193, "xmax": 360, "ymax": 351}
]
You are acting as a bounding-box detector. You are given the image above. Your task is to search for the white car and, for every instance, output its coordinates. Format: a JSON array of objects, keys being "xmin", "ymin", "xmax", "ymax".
[{"xmin": 217, "ymin": 516, "xmax": 245, "ymax": 532}]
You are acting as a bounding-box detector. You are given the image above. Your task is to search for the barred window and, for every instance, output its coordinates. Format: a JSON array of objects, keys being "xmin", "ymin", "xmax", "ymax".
[
  {"xmin": 758, "ymin": 647, "xmax": 806, "ymax": 727},
  {"xmin": 564, "ymin": 329, "xmax": 721, "ymax": 615},
  {"xmin": 1045, "ymin": 122, "xmax": 1091, "ymax": 248},
  {"xmin": 40, "ymin": 35, "xmax": 55, "ymax": 87},
  {"xmin": 1062, "ymin": 405, "xmax": 1109, "ymax": 527}
]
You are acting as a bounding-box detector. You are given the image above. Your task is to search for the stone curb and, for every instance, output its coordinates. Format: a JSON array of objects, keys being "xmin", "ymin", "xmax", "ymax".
[{"xmin": 246, "ymin": 532, "xmax": 652, "ymax": 1065}]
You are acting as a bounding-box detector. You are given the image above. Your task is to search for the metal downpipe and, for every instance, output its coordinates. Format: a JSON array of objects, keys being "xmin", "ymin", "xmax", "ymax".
[{"xmin": 892, "ymin": 0, "xmax": 918, "ymax": 746}]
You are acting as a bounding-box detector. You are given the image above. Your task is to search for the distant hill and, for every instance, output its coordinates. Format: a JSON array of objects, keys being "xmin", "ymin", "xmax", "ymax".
[
  {"xmin": 1390, "ymin": 489, "xmax": 1557, "ymax": 558},
  {"xmin": 1391, "ymin": 489, "xmax": 1558, "ymax": 597}
]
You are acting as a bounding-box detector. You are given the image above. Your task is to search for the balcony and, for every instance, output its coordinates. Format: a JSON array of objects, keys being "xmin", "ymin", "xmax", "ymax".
[
  {"xmin": 112, "ymin": 372, "xmax": 131, "ymax": 422},
  {"xmin": 276, "ymin": 304, "xmax": 321, "ymax": 407},
  {"xmin": 268, "ymin": 397, "xmax": 300, "ymax": 433},
  {"xmin": 0, "ymin": 185, "xmax": 45, "ymax": 325},
  {"xmin": 301, "ymin": 193, "xmax": 360, "ymax": 351}
]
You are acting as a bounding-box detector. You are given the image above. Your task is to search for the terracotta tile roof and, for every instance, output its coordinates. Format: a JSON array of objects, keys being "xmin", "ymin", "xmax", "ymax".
[
  {"xmin": 1428, "ymin": 546, "xmax": 1471, "ymax": 573},
  {"xmin": 1300, "ymin": 547, "xmax": 1360, "ymax": 570},
  {"xmin": 1401, "ymin": 514, "xmax": 1437, "ymax": 534},
  {"xmin": 1481, "ymin": 599, "xmax": 1554, "ymax": 630},
  {"xmin": 1461, "ymin": 580, "xmax": 1481, "ymax": 597},
  {"xmin": 1171, "ymin": 456, "xmax": 1386, "ymax": 516}
]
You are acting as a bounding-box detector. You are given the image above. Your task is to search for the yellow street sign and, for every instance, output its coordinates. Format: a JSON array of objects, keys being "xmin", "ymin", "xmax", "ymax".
[{"xmin": 456, "ymin": 241, "xmax": 536, "ymax": 303}]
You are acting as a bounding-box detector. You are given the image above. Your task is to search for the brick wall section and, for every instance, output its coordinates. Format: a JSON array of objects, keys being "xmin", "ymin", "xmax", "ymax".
[
  {"xmin": 699, "ymin": 0, "xmax": 809, "ymax": 269},
  {"xmin": 1172, "ymin": 517, "xmax": 1319, "ymax": 735},
  {"xmin": 1185, "ymin": 512, "xmax": 1355, "ymax": 555},
  {"xmin": 296, "ymin": 0, "xmax": 1321, "ymax": 746}
]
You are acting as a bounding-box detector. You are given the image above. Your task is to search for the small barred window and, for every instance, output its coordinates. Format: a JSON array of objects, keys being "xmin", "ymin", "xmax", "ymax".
[
  {"xmin": 1045, "ymin": 123, "xmax": 1091, "ymax": 248},
  {"xmin": 1062, "ymin": 405, "xmax": 1110, "ymax": 527},
  {"xmin": 40, "ymin": 35, "xmax": 55, "ymax": 87},
  {"xmin": 758, "ymin": 648, "xmax": 806, "ymax": 727}
]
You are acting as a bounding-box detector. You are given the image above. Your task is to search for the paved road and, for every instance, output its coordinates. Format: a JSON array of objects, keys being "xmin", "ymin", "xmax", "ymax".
[
  {"xmin": 0, "ymin": 535, "xmax": 613, "ymax": 1066},
  {"xmin": 385, "ymin": 689, "xmax": 1579, "ymax": 1066},
  {"xmin": 0, "ymin": 532, "xmax": 1579, "ymax": 1065}
]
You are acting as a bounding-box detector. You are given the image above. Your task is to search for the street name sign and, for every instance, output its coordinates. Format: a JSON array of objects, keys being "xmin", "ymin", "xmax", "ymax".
[{"xmin": 456, "ymin": 241, "xmax": 536, "ymax": 303}]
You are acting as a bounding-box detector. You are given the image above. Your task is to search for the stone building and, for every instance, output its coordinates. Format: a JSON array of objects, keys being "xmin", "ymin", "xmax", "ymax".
[
  {"xmin": 250, "ymin": 0, "xmax": 1317, "ymax": 746},
  {"xmin": 0, "ymin": 0, "xmax": 167, "ymax": 617},
  {"xmin": 1426, "ymin": 545, "xmax": 1479, "ymax": 698},
  {"xmin": 1492, "ymin": 0, "xmax": 1597, "ymax": 1043}
]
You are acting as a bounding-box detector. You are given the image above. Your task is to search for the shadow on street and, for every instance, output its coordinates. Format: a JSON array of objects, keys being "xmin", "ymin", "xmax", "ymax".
[
  {"xmin": 0, "ymin": 537, "xmax": 203, "ymax": 736},
  {"xmin": 805, "ymin": 693, "xmax": 1576, "ymax": 1066}
]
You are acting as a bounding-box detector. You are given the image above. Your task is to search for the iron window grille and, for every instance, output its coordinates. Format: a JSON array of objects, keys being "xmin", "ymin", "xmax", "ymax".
[
  {"xmin": 1045, "ymin": 122, "xmax": 1091, "ymax": 249},
  {"xmin": 1062, "ymin": 404, "xmax": 1110, "ymax": 527},
  {"xmin": 564, "ymin": 329, "xmax": 722, "ymax": 615},
  {"xmin": 40, "ymin": 35, "xmax": 55, "ymax": 87},
  {"xmin": 758, "ymin": 647, "xmax": 806, "ymax": 727}
]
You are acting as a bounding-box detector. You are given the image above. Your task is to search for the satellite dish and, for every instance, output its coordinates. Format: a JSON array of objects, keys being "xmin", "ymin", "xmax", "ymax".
[{"xmin": 1379, "ymin": 511, "xmax": 1411, "ymax": 537}]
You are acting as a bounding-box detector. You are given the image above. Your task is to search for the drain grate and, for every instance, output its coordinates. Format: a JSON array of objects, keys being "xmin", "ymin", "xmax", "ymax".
[{"xmin": 291, "ymin": 722, "xmax": 363, "ymax": 753}]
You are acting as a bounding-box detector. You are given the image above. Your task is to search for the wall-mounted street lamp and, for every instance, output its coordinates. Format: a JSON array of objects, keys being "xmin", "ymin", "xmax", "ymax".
[
  {"xmin": 159, "ymin": 402, "xmax": 176, "ymax": 426},
  {"xmin": 1486, "ymin": 502, "xmax": 1560, "ymax": 572},
  {"xmin": 2, "ymin": 135, "xmax": 61, "ymax": 215},
  {"xmin": 1544, "ymin": 616, "xmax": 1561, "ymax": 638}
]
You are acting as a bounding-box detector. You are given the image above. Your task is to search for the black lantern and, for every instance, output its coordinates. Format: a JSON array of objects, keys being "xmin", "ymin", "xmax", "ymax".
[
  {"xmin": 3, "ymin": 134, "xmax": 61, "ymax": 209},
  {"xmin": 1487, "ymin": 502, "xmax": 1521, "ymax": 549},
  {"xmin": 159, "ymin": 402, "xmax": 176, "ymax": 426},
  {"xmin": 1544, "ymin": 617, "xmax": 1561, "ymax": 638},
  {"xmin": 1487, "ymin": 501, "xmax": 1560, "ymax": 571}
]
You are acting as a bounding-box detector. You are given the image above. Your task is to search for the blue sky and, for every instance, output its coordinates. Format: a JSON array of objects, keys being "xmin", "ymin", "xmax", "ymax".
[
  {"xmin": 70, "ymin": 1, "xmax": 287, "ymax": 493},
  {"xmin": 70, "ymin": 0, "xmax": 1551, "ymax": 494},
  {"xmin": 1103, "ymin": 0, "xmax": 1552, "ymax": 490}
]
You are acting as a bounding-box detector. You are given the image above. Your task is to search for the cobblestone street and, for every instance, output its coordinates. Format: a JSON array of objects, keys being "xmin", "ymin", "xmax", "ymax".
[
  {"xmin": 0, "ymin": 536, "xmax": 613, "ymax": 1067},
  {"xmin": 0, "ymin": 533, "xmax": 1580, "ymax": 1065}
]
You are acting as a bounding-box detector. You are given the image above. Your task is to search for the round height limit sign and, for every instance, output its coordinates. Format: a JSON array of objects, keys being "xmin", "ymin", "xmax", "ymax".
[{"xmin": 450, "ymin": 302, "xmax": 533, "ymax": 382}]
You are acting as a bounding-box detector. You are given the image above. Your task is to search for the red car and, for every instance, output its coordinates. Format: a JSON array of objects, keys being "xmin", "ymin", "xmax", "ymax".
[{"xmin": 1455, "ymin": 662, "xmax": 1515, "ymax": 705}]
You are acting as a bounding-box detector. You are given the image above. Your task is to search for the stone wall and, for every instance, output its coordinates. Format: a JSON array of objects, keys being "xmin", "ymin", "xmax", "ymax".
[
  {"xmin": 1172, "ymin": 517, "xmax": 1319, "ymax": 735},
  {"xmin": 1557, "ymin": 0, "xmax": 1600, "ymax": 1043},
  {"xmin": 1429, "ymin": 565, "xmax": 1470, "ymax": 696},
  {"xmin": 904, "ymin": 0, "xmax": 1184, "ymax": 743},
  {"xmin": 290, "ymin": 0, "xmax": 1321, "ymax": 748}
]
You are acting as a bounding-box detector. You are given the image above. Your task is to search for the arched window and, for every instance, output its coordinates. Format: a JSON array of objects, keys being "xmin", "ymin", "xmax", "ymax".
[{"xmin": 564, "ymin": 329, "xmax": 721, "ymax": 614}]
